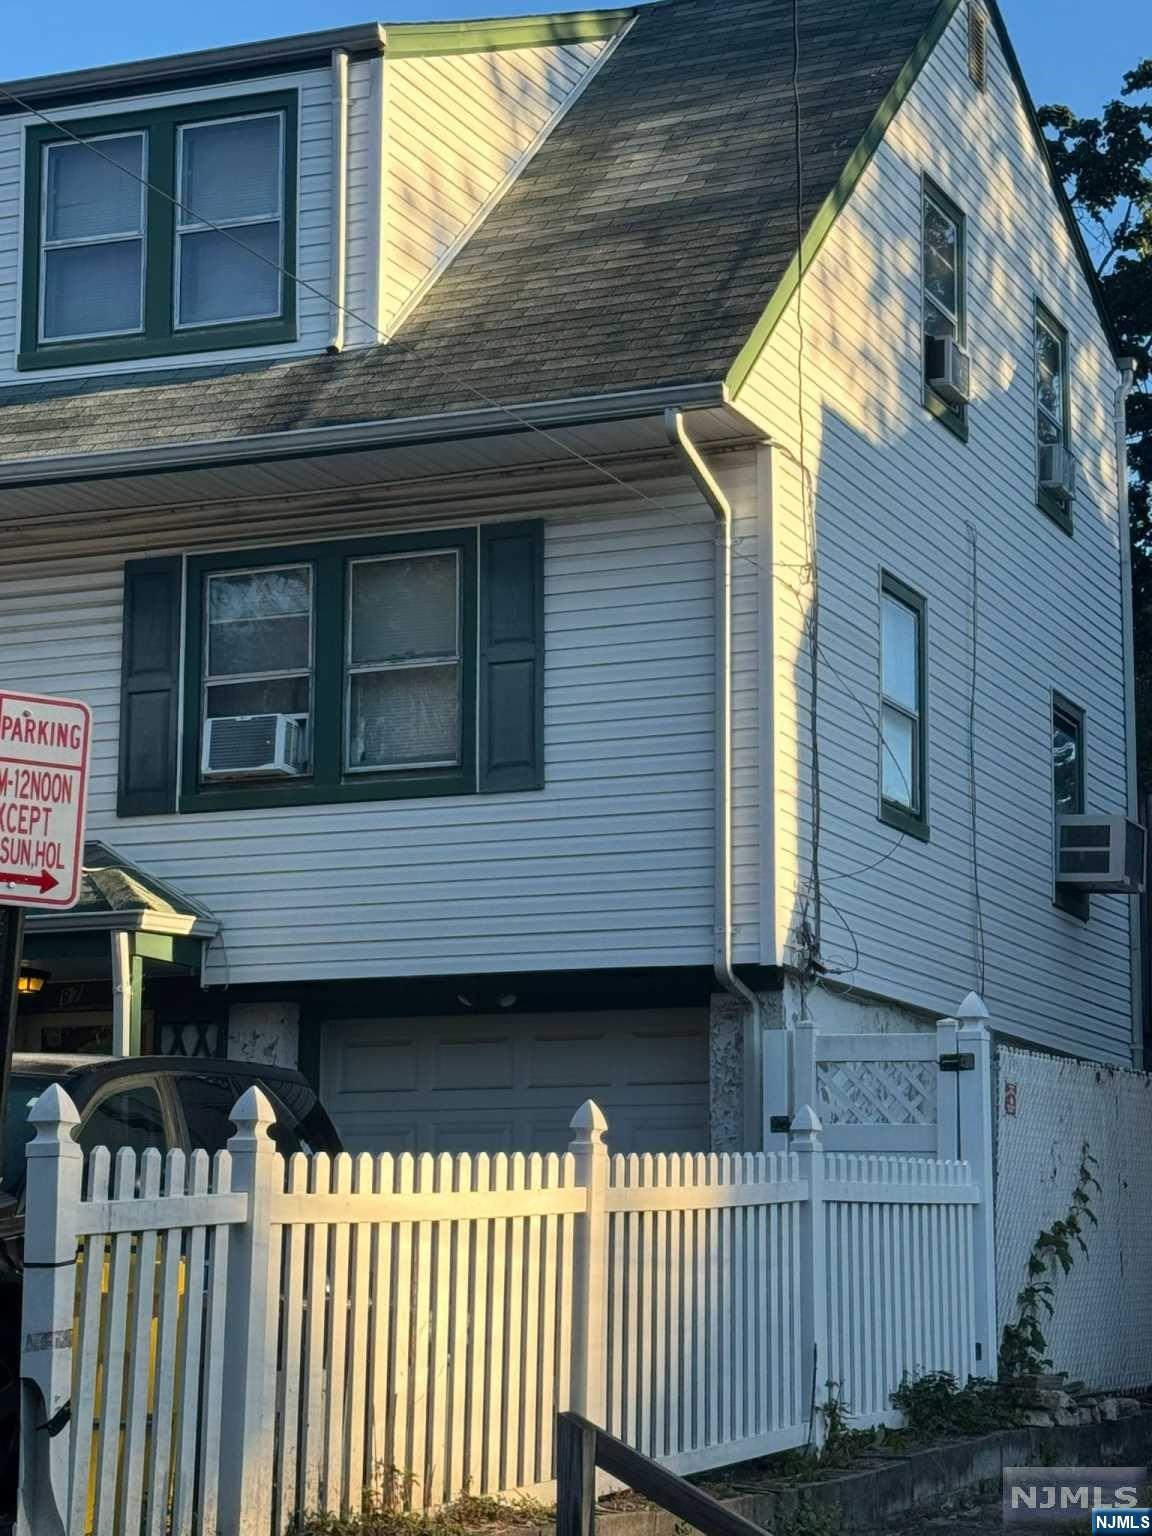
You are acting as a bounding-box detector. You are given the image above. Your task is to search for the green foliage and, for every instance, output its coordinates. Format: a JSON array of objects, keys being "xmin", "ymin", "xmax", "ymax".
[
  {"xmin": 771, "ymin": 1504, "xmax": 840, "ymax": 1536},
  {"xmin": 889, "ymin": 1372, "xmax": 1023, "ymax": 1440},
  {"xmin": 998, "ymin": 1145, "xmax": 1100, "ymax": 1380},
  {"xmin": 813, "ymin": 1382, "xmax": 886, "ymax": 1468},
  {"xmin": 288, "ymin": 1476, "xmax": 554, "ymax": 1536},
  {"xmin": 1040, "ymin": 65, "xmax": 1152, "ymax": 785}
]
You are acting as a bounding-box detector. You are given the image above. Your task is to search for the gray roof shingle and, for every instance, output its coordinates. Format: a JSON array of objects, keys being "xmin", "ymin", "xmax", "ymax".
[{"xmin": 0, "ymin": 0, "xmax": 944, "ymax": 464}]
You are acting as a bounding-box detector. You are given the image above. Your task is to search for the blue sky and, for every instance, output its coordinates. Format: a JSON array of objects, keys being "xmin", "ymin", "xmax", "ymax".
[{"xmin": 2, "ymin": 0, "xmax": 1146, "ymax": 116}]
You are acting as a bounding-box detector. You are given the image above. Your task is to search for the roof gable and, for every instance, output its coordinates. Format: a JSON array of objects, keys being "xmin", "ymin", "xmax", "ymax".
[{"xmin": 0, "ymin": 0, "xmax": 1113, "ymax": 470}]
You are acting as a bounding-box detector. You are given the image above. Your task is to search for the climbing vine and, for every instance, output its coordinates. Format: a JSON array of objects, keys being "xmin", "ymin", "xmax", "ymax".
[{"xmin": 998, "ymin": 1142, "xmax": 1100, "ymax": 1379}]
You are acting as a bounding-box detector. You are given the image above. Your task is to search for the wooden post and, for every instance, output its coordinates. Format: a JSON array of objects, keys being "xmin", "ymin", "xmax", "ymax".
[
  {"xmin": 555, "ymin": 1412, "xmax": 597, "ymax": 1536},
  {"xmin": 16, "ymin": 1084, "xmax": 82, "ymax": 1536},
  {"xmin": 791, "ymin": 1103, "xmax": 827, "ymax": 1448},
  {"xmin": 218, "ymin": 1086, "xmax": 283, "ymax": 1536},
  {"xmin": 956, "ymin": 993, "xmax": 997, "ymax": 1378},
  {"xmin": 568, "ymin": 1101, "xmax": 609, "ymax": 1428}
]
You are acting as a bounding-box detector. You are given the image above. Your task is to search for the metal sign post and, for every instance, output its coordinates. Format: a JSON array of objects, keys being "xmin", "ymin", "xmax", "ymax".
[
  {"xmin": 0, "ymin": 905, "xmax": 24, "ymax": 1180},
  {"xmin": 0, "ymin": 690, "xmax": 91, "ymax": 1185}
]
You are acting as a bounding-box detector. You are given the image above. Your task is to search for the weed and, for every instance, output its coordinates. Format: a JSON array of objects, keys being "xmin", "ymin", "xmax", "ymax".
[{"xmin": 889, "ymin": 1372, "xmax": 1023, "ymax": 1439}]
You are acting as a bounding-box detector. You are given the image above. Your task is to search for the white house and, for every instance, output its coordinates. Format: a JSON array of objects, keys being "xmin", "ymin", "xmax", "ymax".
[{"xmin": 0, "ymin": 0, "xmax": 1139, "ymax": 1156}]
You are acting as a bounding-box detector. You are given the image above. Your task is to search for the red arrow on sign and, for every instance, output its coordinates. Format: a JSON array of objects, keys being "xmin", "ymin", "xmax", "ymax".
[{"xmin": 0, "ymin": 870, "xmax": 58, "ymax": 895}]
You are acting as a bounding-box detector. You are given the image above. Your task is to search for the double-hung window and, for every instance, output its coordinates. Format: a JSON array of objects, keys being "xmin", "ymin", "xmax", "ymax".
[
  {"xmin": 879, "ymin": 573, "xmax": 929, "ymax": 839},
  {"xmin": 1035, "ymin": 304, "xmax": 1074, "ymax": 530},
  {"xmin": 922, "ymin": 181, "xmax": 968, "ymax": 437},
  {"xmin": 346, "ymin": 552, "xmax": 463, "ymax": 773},
  {"xmin": 1052, "ymin": 695, "xmax": 1089, "ymax": 918},
  {"xmin": 183, "ymin": 530, "xmax": 479, "ymax": 812},
  {"xmin": 22, "ymin": 92, "xmax": 296, "ymax": 369}
]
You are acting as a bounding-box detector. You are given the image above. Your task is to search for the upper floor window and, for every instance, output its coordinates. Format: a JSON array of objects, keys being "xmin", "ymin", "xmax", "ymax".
[
  {"xmin": 21, "ymin": 92, "xmax": 297, "ymax": 371},
  {"xmin": 1035, "ymin": 303, "xmax": 1076, "ymax": 532},
  {"xmin": 922, "ymin": 181, "xmax": 970, "ymax": 439},
  {"xmin": 879, "ymin": 572, "xmax": 929, "ymax": 841},
  {"xmin": 1052, "ymin": 694, "xmax": 1088, "ymax": 919}
]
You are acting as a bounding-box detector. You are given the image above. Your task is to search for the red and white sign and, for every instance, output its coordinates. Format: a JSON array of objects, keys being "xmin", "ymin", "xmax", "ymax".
[{"xmin": 0, "ymin": 690, "xmax": 91, "ymax": 910}]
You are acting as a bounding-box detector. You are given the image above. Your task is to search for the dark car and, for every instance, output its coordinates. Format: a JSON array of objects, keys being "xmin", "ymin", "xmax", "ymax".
[{"xmin": 0, "ymin": 1053, "xmax": 342, "ymax": 1494}]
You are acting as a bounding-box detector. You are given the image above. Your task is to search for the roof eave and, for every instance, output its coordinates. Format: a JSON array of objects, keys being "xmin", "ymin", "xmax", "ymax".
[
  {"xmin": 0, "ymin": 23, "xmax": 387, "ymax": 116},
  {"xmin": 0, "ymin": 380, "xmax": 734, "ymax": 490}
]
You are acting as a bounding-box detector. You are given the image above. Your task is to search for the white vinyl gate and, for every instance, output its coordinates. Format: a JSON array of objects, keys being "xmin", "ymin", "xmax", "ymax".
[{"xmin": 18, "ymin": 1014, "xmax": 996, "ymax": 1536}]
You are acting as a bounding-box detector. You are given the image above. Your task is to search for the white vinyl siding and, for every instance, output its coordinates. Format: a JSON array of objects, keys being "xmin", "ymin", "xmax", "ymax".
[
  {"xmin": 0, "ymin": 460, "xmax": 761, "ymax": 984},
  {"xmin": 733, "ymin": 1, "xmax": 1131, "ymax": 1061},
  {"xmin": 379, "ymin": 40, "xmax": 612, "ymax": 336}
]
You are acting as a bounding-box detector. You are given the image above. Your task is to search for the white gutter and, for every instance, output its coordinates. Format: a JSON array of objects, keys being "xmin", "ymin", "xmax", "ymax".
[
  {"xmin": 0, "ymin": 382, "xmax": 732, "ymax": 489},
  {"xmin": 327, "ymin": 48, "xmax": 350, "ymax": 354},
  {"xmin": 1115, "ymin": 357, "xmax": 1143, "ymax": 1066},
  {"xmin": 666, "ymin": 406, "xmax": 765, "ymax": 1151}
]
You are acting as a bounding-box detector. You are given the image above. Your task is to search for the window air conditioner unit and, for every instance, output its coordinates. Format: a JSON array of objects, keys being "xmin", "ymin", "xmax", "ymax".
[
  {"xmin": 1039, "ymin": 443, "xmax": 1077, "ymax": 501},
  {"xmin": 1056, "ymin": 814, "xmax": 1146, "ymax": 894},
  {"xmin": 926, "ymin": 335, "xmax": 971, "ymax": 405},
  {"xmin": 202, "ymin": 714, "xmax": 307, "ymax": 779}
]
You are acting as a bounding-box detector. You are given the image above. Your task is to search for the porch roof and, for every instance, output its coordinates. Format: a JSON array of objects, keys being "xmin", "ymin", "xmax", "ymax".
[{"xmin": 23, "ymin": 841, "xmax": 219, "ymax": 938}]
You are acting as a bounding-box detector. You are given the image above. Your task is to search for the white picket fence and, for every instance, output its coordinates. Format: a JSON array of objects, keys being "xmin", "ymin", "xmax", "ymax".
[{"xmin": 18, "ymin": 1026, "xmax": 997, "ymax": 1536}]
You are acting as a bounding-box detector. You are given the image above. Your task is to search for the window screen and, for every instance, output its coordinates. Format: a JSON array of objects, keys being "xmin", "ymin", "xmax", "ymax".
[
  {"xmin": 880, "ymin": 580, "xmax": 926, "ymax": 819},
  {"xmin": 346, "ymin": 551, "xmax": 462, "ymax": 771},
  {"xmin": 41, "ymin": 133, "xmax": 145, "ymax": 341},
  {"xmin": 177, "ymin": 114, "xmax": 283, "ymax": 328}
]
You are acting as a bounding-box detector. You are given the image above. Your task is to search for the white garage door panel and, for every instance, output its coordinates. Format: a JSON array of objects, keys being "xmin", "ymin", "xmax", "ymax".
[{"xmin": 322, "ymin": 1009, "xmax": 709, "ymax": 1155}]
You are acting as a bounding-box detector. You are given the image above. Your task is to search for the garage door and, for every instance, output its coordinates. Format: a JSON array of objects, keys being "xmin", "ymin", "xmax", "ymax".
[{"xmin": 321, "ymin": 1009, "xmax": 709, "ymax": 1155}]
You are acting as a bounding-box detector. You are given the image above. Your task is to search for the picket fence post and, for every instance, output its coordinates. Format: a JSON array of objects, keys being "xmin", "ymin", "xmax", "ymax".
[
  {"xmin": 16, "ymin": 1084, "xmax": 82, "ymax": 1536},
  {"xmin": 791, "ymin": 1103, "xmax": 828, "ymax": 1448},
  {"xmin": 218, "ymin": 1087, "xmax": 283, "ymax": 1536},
  {"xmin": 956, "ymin": 993, "xmax": 998, "ymax": 1378},
  {"xmin": 568, "ymin": 1100, "xmax": 609, "ymax": 1429}
]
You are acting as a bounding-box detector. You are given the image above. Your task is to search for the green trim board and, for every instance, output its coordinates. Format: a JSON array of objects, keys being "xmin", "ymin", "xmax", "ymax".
[
  {"xmin": 180, "ymin": 528, "xmax": 479, "ymax": 814},
  {"xmin": 724, "ymin": 0, "xmax": 1121, "ymax": 400},
  {"xmin": 19, "ymin": 90, "xmax": 299, "ymax": 371},
  {"xmin": 384, "ymin": 10, "xmax": 633, "ymax": 58}
]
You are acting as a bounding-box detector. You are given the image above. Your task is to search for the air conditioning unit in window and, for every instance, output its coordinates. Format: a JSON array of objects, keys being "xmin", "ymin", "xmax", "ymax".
[
  {"xmin": 1056, "ymin": 813, "xmax": 1146, "ymax": 894},
  {"xmin": 1039, "ymin": 443, "xmax": 1078, "ymax": 501},
  {"xmin": 926, "ymin": 335, "xmax": 971, "ymax": 405},
  {"xmin": 202, "ymin": 714, "xmax": 307, "ymax": 780}
]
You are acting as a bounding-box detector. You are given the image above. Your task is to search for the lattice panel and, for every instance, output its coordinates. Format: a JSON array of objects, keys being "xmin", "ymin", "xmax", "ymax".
[
  {"xmin": 817, "ymin": 1059, "xmax": 937, "ymax": 1126},
  {"xmin": 996, "ymin": 1046, "xmax": 1152, "ymax": 1390}
]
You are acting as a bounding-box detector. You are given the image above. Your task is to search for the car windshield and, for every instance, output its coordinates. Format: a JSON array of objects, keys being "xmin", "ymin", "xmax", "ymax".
[{"xmin": 2, "ymin": 1074, "xmax": 56, "ymax": 1197}]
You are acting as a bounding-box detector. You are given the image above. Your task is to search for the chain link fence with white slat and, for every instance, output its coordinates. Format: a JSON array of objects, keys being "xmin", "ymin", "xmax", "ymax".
[{"xmin": 996, "ymin": 1044, "xmax": 1152, "ymax": 1390}]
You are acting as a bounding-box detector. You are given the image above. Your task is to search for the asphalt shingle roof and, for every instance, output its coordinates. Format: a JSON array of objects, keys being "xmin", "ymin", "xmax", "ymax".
[{"xmin": 0, "ymin": 0, "xmax": 943, "ymax": 463}]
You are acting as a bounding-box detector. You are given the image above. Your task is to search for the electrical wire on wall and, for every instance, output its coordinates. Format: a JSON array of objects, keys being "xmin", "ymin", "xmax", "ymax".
[
  {"xmin": 787, "ymin": 0, "xmax": 827, "ymax": 1005},
  {"xmin": 966, "ymin": 521, "xmax": 987, "ymax": 995}
]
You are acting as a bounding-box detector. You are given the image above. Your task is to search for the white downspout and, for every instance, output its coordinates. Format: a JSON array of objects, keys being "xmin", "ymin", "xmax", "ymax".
[
  {"xmin": 326, "ymin": 48, "xmax": 351, "ymax": 354},
  {"xmin": 667, "ymin": 407, "xmax": 765, "ymax": 1150},
  {"xmin": 110, "ymin": 930, "xmax": 133, "ymax": 1056},
  {"xmin": 1115, "ymin": 357, "xmax": 1143, "ymax": 1065}
]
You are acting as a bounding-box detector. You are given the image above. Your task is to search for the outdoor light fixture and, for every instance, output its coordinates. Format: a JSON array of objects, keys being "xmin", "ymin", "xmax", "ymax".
[{"xmin": 17, "ymin": 966, "xmax": 50, "ymax": 996}]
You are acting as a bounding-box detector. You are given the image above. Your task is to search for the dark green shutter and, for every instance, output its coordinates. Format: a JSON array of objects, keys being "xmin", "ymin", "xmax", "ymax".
[
  {"xmin": 478, "ymin": 521, "xmax": 544, "ymax": 793},
  {"xmin": 118, "ymin": 556, "xmax": 183, "ymax": 817}
]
